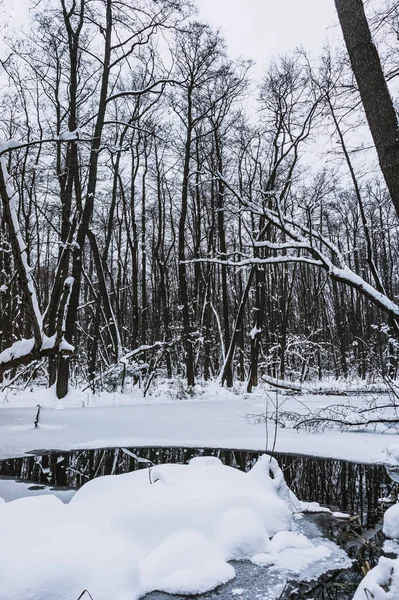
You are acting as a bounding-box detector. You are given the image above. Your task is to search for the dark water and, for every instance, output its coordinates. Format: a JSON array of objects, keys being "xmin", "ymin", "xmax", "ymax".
[{"xmin": 0, "ymin": 446, "xmax": 395, "ymax": 599}]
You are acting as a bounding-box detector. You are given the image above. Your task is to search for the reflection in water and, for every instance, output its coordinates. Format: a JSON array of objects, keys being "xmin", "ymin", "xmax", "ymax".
[{"xmin": 0, "ymin": 447, "xmax": 391, "ymax": 525}]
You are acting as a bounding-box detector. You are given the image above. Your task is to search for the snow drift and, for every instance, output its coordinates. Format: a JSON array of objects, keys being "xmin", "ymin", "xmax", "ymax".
[
  {"xmin": 353, "ymin": 501, "xmax": 399, "ymax": 599},
  {"xmin": 0, "ymin": 454, "xmax": 348, "ymax": 600}
]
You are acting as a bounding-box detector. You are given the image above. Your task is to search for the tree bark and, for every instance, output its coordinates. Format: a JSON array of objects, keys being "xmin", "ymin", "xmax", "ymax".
[{"xmin": 335, "ymin": 0, "xmax": 399, "ymax": 219}]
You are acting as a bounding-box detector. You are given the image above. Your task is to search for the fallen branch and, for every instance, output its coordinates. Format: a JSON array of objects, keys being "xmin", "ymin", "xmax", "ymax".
[
  {"xmin": 121, "ymin": 448, "xmax": 154, "ymax": 466},
  {"xmin": 294, "ymin": 416, "xmax": 399, "ymax": 429},
  {"xmin": 261, "ymin": 375, "xmax": 307, "ymax": 393},
  {"xmin": 0, "ymin": 339, "xmax": 74, "ymax": 377},
  {"xmin": 0, "ymin": 359, "xmax": 42, "ymax": 391},
  {"xmin": 83, "ymin": 339, "xmax": 178, "ymax": 391}
]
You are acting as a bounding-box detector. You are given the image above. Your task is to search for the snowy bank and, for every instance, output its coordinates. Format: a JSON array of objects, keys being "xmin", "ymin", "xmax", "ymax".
[
  {"xmin": 0, "ymin": 455, "xmax": 350, "ymax": 600},
  {"xmin": 354, "ymin": 500, "xmax": 399, "ymax": 599},
  {"xmin": 353, "ymin": 557, "xmax": 399, "ymax": 600}
]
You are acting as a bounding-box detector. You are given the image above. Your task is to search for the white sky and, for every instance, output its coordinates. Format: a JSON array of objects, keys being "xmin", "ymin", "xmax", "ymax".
[
  {"xmin": 1, "ymin": 0, "xmax": 339, "ymax": 69},
  {"xmin": 196, "ymin": 0, "xmax": 339, "ymax": 73}
]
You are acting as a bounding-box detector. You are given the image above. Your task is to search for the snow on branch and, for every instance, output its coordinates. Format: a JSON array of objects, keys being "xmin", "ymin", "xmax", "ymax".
[
  {"xmin": 261, "ymin": 375, "xmax": 306, "ymax": 393},
  {"xmin": 0, "ymin": 335, "xmax": 74, "ymax": 375},
  {"xmin": 0, "ymin": 134, "xmax": 93, "ymax": 157},
  {"xmin": 253, "ymin": 240, "xmax": 310, "ymax": 250},
  {"xmin": 0, "ymin": 151, "xmax": 42, "ymax": 345},
  {"xmin": 0, "ymin": 140, "xmax": 79, "ymax": 375},
  {"xmin": 120, "ymin": 340, "xmax": 177, "ymax": 364},
  {"xmin": 83, "ymin": 339, "xmax": 177, "ymax": 391},
  {"xmin": 183, "ymin": 256, "xmax": 323, "ymax": 268},
  {"xmin": 216, "ymin": 173, "xmax": 399, "ymax": 322}
]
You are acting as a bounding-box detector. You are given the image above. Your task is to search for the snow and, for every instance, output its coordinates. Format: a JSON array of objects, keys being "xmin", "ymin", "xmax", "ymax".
[
  {"xmin": 0, "ymin": 139, "xmax": 22, "ymax": 153},
  {"xmin": 250, "ymin": 326, "xmax": 262, "ymax": 339},
  {"xmin": 58, "ymin": 129, "xmax": 80, "ymax": 141},
  {"xmin": 0, "ymin": 335, "xmax": 74, "ymax": 366},
  {"xmin": 383, "ymin": 503, "xmax": 399, "ymax": 539},
  {"xmin": 384, "ymin": 539, "xmax": 399, "ymax": 554},
  {"xmin": 354, "ymin": 501, "xmax": 399, "ymax": 599},
  {"xmin": 330, "ymin": 264, "xmax": 399, "ymax": 318},
  {"xmin": 0, "ymin": 455, "xmax": 350, "ymax": 600},
  {"xmin": 0, "ymin": 338, "xmax": 34, "ymax": 365},
  {"xmin": 331, "ymin": 511, "xmax": 351, "ymax": 519},
  {"xmin": 0, "ymin": 153, "xmax": 43, "ymax": 332},
  {"xmin": 40, "ymin": 334, "xmax": 56, "ymax": 351},
  {"xmin": 384, "ymin": 443, "xmax": 399, "ymax": 465},
  {"xmin": 0, "ymin": 383, "xmax": 396, "ymax": 463},
  {"xmin": 294, "ymin": 500, "xmax": 332, "ymax": 514},
  {"xmin": 252, "ymin": 530, "xmax": 333, "ymax": 576},
  {"xmin": 140, "ymin": 531, "xmax": 235, "ymax": 595},
  {"xmin": 353, "ymin": 557, "xmax": 399, "ymax": 600},
  {"xmin": 59, "ymin": 338, "xmax": 74, "ymax": 352}
]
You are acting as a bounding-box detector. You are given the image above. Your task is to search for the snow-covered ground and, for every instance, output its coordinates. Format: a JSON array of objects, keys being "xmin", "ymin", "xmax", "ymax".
[
  {"xmin": 2, "ymin": 382, "xmax": 399, "ymax": 600},
  {"xmin": 0, "ymin": 382, "xmax": 397, "ymax": 463},
  {"xmin": 0, "ymin": 455, "xmax": 351, "ymax": 600}
]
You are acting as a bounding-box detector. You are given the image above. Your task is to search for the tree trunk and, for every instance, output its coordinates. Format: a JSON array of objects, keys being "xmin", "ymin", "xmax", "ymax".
[{"xmin": 335, "ymin": 0, "xmax": 399, "ymax": 219}]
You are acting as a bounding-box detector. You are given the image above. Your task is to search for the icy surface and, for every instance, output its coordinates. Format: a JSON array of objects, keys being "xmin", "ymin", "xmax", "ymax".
[
  {"xmin": 0, "ymin": 455, "xmax": 350, "ymax": 600},
  {"xmin": 0, "ymin": 476, "xmax": 75, "ymax": 503},
  {"xmin": 0, "ymin": 384, "xmax": 396, "ymax": 463}
]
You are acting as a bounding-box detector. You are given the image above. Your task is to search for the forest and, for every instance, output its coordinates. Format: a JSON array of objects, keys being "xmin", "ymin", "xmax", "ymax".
[
  {"xmin": 4, "ymin": 2, "xmax": 399, "ymax": 600},
  {"xmin": 1, "ymin": 0, "xmax": 399, "ymax": 399}
]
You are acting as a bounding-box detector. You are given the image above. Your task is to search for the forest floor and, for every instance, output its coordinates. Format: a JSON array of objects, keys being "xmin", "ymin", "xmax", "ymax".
[{"xmin": 0, "ymin": 380, "xmax": 397, "ymax": 463}]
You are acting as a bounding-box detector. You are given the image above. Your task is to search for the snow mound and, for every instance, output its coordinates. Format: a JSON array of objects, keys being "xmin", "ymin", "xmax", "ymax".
[
  {"xmin": 383, "ymin": 503, "xmax": 399, "ymax": 539},
  {"xmin": 353, "ymin": 557, "xmax": 399, "ymax": 600},
  {"xmin": 0, "ymin": 496, "xmax": 140, "ymax": 600},
  {"xmin": 140, "ymin": 531, "xmax": 235, "ymax": 595},
  {"xmin": 215, "ymin": 508, "xmax": 271, "ymax": 560},
  {"xmin": 355, "ymin": 504, "xmax": 399, "ymax": 600},
  {"xmin": 0, "ymin": 454, "xmax": 348, "ymax": 599}
]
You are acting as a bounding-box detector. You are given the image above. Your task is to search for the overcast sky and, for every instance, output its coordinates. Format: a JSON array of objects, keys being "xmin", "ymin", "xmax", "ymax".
[
  {"xmin": 1, "ymin": 0, "xmax": 339, "ymax": 68},
  {"xmin": 196, "ymin": 0, "xmax": 339, "ymax": 74}
]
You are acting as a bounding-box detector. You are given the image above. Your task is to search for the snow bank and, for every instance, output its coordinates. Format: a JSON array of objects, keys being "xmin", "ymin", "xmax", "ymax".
[
  {"xmin": 383, "ymin": 503, "xmax": 399, "ymax": 539},
  {"xmin": 353, "ymin": 557, "xmax": 399, "ymax": 600},
  {"xmin": 353, "ymin": 502, "xmax": 399, "ymax": 599},
  {"xmin": 0, "ymin": 455, "xmax": 347, "ymax": 600},
  {"xmin": 140, "ymin": 531, "xmax": 235, "ymax": 595}
]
